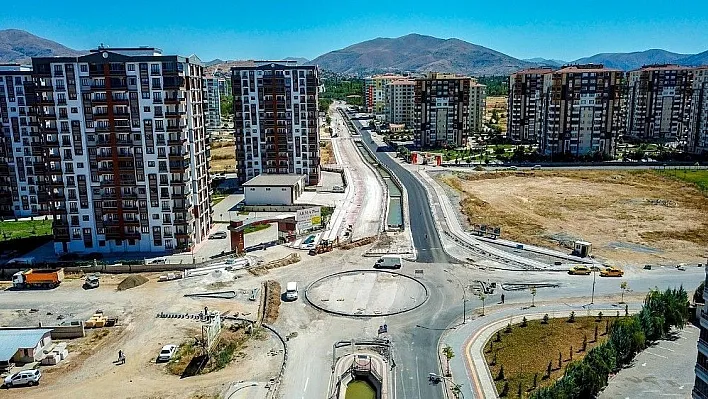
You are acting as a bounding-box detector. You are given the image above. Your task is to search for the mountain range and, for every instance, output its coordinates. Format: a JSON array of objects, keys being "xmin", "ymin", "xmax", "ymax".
[{"xmin": 1, "ymin": 29, "xmax": 707, "ymax": 77}]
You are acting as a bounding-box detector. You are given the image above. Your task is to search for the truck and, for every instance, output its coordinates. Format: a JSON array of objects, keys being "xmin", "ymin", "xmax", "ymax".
[
  {"xmin": 12, "ymin": 268, "xmax": 65, "ymax": 289},
  {"xmin": 373, "ymin": 255, "xmax": 402, "ymax": 269}
]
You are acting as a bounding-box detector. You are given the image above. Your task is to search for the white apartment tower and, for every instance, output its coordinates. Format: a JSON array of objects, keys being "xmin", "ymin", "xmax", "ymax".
[
  {"xmin": 204, "ymin": 76, "xmax": 222, "ymax": 130},
  {"xmin": 32, "ymin": 47, "xmax": 212, "ymax": 254},
  {"xmin": 384, "ymin": 78, "xmax": 415, "ymax": 128},
  {"xmin": 0, "ymin": 64, "xmax": 50, "ymax": 218},
  {"xmin": 690, "ymin": 67, "xmax": 708, "ymax": 154},
  {"xmin": 231, "ymin": 61, "xmax": 320, "ymax": 185}
]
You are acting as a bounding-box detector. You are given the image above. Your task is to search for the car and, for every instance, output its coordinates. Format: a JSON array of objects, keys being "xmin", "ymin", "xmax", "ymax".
[
  {"xmin": 600, "ymin": 267, "xmax": 624, "ymax": 277},
  {"xmin": 83, "ymin": 275, "xmax": 100, "ymax": 289},
  {"xmin": 4, "ymin": 369, "xmax": 41, "ymax": 388},
  {"xmin": 208, "ymin": 231, "xmax": 228, "ymax": 239},
  {"xmin": 508, "ymin": 166, "xmax": 518, "ymax": 171},
  {"xmin": 532, "ymin": 165, "xmax": 542, "ymax": 170},
  {"xmin": 568, "ymin": 266, "xmax": 592, "ymax": 275},
  {"xmin": 332, "ymin": 185, "xmax": 344, "ymax": 193},
  {"xmin": 157, "ymin": 344, "xmax": 178, "ymax": 362}
]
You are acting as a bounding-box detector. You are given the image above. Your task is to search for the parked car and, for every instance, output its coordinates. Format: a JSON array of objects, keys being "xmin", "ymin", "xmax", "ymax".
[
  {"xmin": 209, "ymin": 231, "xmax": 228, "ymax": 239},
  {"xmin": 157, "ymin": 344, "xmax": 178, "ymax": 362},
  {"xmin": 568, "ymin": 265, "xmax": 592, "ymax": 275},
  {"xmin": 332, "ymin": 185, "xmax": 345, "ymax": 193},
  {"xmin": 532, "ymin": 165, "xmax": 542, "ymax": 170},
  {"xmin": 4, "ymin": 369, "xmax": 41, "ymax": 388},
  {"xmin": 600, "ymin": 267, "xmax": 624, "ymax": 277}
]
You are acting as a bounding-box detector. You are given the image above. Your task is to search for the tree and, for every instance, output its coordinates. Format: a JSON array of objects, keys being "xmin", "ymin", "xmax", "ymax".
[
  {"xmin": 443, "ymin": 345, "xmax": 455, "ymax": 377},
  {"xmin": 220, "ymin": 94, "xmax": 233, "ymax": 117},
  {"xmin": 582, "ymin": 335, "xmax": 588, "ymax": 352},
  {"xmin": 568, "ymin": 311, "xmax": 576, "ymax": 323},
  {"xmin": 521, "ymin": 316, "xmax": 528, "ymax": 327},
  {"xmin": 694, "ymin": 282, "xmax": 705, "ymax": 304},
  {"xmin": 620, "ymin": 281, "xmax": 629, "ymax": 303},
  {"xmin": 501, "ymin": 381, "xmax": 509, "ymax": 396},
  {"xmin": 497, "ymin": 365, "xmax": 506, "ymax": 381},
  {"xmin": 558, "ymin": 352, "xmax": 562, "ymax": 368},
  {"xmin": 533, "ymin": 373, "xmax": 539, "ymax": 388},
  {"xmin": 530, "ymin": 287, "xmax": 537, "ymax": 307},
  {"xmin": 542, "ymin": 314, "xmax": 549, "ymax": 324},
  {"xmin": 518, "ymin": 381, "xmax": 523, "ymax": 397},
  {"xmin": 546, "ymin": 361, "xmax": 552, "ymax": 378},
  {"xmin": 594, "ymin": 325, "xmax": 599, "ymax": 342},
  {"xmin": 569, "ymin": 346, "xmax": 573, "ymax": 360},
  {"xmin": 496, "ymin": 331, "xmax": 502, "ymax": 342}
]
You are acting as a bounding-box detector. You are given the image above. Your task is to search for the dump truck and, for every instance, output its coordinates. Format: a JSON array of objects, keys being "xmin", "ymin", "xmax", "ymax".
[{"xmin": 12, "ymin": 268, "xmax": 64, "ymax": 289}]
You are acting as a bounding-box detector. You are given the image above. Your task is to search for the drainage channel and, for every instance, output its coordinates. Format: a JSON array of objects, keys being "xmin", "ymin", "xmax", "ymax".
[{"xmin": 354, "ymin": 140, "xmax": 404, "ymax": 231}]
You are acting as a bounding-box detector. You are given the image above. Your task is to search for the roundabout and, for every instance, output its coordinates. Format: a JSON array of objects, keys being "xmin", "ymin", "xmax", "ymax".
[{"xmin": 305, "ymin": 270, "xmax": 428, "ymax": 317}]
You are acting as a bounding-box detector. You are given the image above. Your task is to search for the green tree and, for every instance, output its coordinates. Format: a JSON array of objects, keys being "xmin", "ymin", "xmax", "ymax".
[
  {"xmin": 220, "ymin": 94, "xmax": 233, "ymax": 117},
  {"xmin": 443, "ymin": 345, "xmax": 455, "ymax": 377},
  {"xmin": 620, "ymin": 281, "xmax": 629, "ymax": 303}
]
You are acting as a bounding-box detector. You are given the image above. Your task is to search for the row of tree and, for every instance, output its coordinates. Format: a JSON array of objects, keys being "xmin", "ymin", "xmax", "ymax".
[{"xmin": 531, "ymin": 287, "xmax": 689, "ymax": 398}]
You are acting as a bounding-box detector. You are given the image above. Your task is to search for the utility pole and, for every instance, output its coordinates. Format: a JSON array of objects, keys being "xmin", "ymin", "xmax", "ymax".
[
  {"xmin": 591, "ymin": 268, "xmax": 597, "ymax": 305},
  {"xmin": 445, "ymin": 269, "xmax": 467, "ymax": 324}
]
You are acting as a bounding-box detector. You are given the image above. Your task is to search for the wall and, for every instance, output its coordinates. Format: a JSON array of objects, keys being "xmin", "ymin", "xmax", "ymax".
[{"xmin": 244, "ymin": 186, "xmax": 294, "ymax": 206}]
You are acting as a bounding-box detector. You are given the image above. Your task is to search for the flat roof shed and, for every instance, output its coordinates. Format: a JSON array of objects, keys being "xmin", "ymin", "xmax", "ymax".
[{"xmin": 0, "ymin": 328, "xmax": 53, "ymax": 363}]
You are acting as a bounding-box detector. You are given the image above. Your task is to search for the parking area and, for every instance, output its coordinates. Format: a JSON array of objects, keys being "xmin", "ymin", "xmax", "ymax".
[{"xmin": 599, "ymin": 323, "xmax": 698, "ymax": 398}]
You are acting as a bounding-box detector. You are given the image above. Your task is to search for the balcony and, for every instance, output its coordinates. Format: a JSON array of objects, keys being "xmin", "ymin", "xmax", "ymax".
[{"xmin": 166, "ymin": 125, "xmax": 187, "ymax": 132}]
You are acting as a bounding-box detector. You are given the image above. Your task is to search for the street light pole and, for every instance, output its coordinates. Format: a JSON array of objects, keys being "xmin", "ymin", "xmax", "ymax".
[
  {"xmin": 591, "ymin": 268, "xmax": 597, "ymax": 305},
  {"xmin": 445, "ymin": 269, "xmax": 467, "ymax": 324}
]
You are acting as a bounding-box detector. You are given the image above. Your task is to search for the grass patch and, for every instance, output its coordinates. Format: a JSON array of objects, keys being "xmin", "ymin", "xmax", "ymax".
[
  {"xmin": 655, "ymin": 169, "xmax": 708, "ymax": 193},
  {"xmin": 485, "ymin": 316, "xmax": 611, "ymax": 396},
  {"xmin": 211, "ymin": 194, "xmax": 227, "ymax": 206},
  {"xmin": 167, "ymin": 328, "xmax": 250, "ymax": 376},
  {"xmin": 0, "ymin": 219, "xmax": 53, "ymax": 241},
  {"xmin": 243, "ymin": 223, "xmax": 271, "ymax": 234}
]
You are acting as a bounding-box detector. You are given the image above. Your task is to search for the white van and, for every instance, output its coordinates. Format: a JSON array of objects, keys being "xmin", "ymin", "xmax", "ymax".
[
  {"xmin": 374, "ymin": 255, "xmax": 402, "ymax": 269},
  {"xmin": 285, "ymin": 281, "xmax": 298, "ymax": 301}
]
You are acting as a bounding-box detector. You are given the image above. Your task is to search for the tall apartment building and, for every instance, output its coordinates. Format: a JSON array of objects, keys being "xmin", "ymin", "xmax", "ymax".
[
  {"xmin": 231, "ymin": 61, "xmax": 320, "ymax": 185},
  {"xmin": 414, "ymin": 73, "xmax": 485, "ymax": 148},
  {"xmin": 217, "ymin": 77, "xmax": 231, "ymax": 98},
  {"xmin": 690, "ymin": 67, "xmax": 708, "ymax": 154},
  {"xmin": 32, "ymin": 47, "xmax": 212, "ymax": 254},
  {"xmin": 693, "ymin": 266, "xmax": 708, "ymax": 398},
  {"xmin": 204, "ymin": 76, "xmax": 221, "ymax": 130},
  {"xmin": 384, "ymin": 78, "xmax": 415, "ymax": 128},
  {"xmin": 626, "ymin": 65, "xmax": 693, "ymax": 143},
  {"xmin": 540, "ymin": 64, "xmax": 624, "ymax": 156},
  {"xmin": 508, "ymin": 67, "xmax": 554, "ymax": 143},
  {"xmin": 364, "ymin": 74, "xmax": 404, "ymax": 114},
  {"xmin": 0, "ymin": 65, "xmax": 50, "ymax": 218}
]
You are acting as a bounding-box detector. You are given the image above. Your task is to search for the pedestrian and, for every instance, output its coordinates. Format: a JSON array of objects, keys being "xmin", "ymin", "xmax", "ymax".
[
  {"xmin": 118, "ymin": 350, "xmax": 123, "ymax": 362},
  {"xmin": 500, "ymin": 293, "xmax": 505, "ymax": 304}
]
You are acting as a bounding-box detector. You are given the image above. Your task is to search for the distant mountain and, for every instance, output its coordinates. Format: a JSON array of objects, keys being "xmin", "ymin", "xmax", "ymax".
[
  {"xmin": 571, "ymin": 49, "xmax": 690, "ymax": 71},
  {"xmin": 205, "ymin": 59, "xmax": 224, "ymax": 67},
  {"xmin": 678, "ymin": 50, "xmax": 708, "ymax": 67},
  {"xmin": 308, "ymin": 33, "xmax": 536, "ymax": 76},
  {"xmin": 0, "ymin": 29, "xmax": 84, "ymax": 63},
  {"xmin": 523, "ymin": 57, "xmax": 566, "ymax": 67},
  {"xmin": 283, "ymin": 57, "xmax": 309, "ymax": 64}
]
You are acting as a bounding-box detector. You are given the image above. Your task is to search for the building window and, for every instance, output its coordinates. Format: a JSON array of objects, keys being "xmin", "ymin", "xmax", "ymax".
[{"xmin": 128, "ymin": 64, "xmax": 135, "ymax": 72}]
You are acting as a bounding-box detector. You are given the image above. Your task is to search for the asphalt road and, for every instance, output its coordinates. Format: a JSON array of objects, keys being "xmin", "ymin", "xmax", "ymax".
[{"xmin": 348, "ymin": 115, "xmax": 452, "ymax": 264}]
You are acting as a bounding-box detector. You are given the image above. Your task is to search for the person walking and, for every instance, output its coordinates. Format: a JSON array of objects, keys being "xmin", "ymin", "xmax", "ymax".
[{"xmin": 500, "ymin": 293, "xmax": 505, "ymax": 304}]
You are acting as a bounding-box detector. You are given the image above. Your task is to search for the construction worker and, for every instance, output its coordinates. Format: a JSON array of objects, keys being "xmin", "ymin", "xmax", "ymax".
[{"xmin": 500, "ymin": 293, "xmax": 505, "ymax": 304}]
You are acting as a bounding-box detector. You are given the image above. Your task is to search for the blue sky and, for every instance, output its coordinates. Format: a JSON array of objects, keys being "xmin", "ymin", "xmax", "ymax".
[{"xmin": 2, "ymin": 0, "xmax": 707, "ymax": 61}]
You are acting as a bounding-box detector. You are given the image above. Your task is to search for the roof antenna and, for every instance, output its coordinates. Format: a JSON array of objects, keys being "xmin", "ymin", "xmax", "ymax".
[{"xmin": 99, "ymin": 43, "xmax": 108, "ymax": 49}]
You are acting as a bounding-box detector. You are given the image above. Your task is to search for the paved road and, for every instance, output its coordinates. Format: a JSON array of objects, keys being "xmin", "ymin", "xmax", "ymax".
[{"xmin": 346, "ymin": 112, "xmax": 452, "ymax": 264}]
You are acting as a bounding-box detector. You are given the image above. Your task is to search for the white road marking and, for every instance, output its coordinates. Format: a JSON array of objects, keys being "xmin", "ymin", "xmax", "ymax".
[
  {"xmin": 415, "ymin": 355, "xmax": 422, "ymax": 399},
  {"xmin": 644, "ymin": 350, "xmax": 668, "ymax": 359},
  {"xmin": 657, "ymin": 345, "xmax": 675, "ymax": 352},
  {"xmin": 304, "ymin": 377, "xmax": 309, "ymax": 391}
]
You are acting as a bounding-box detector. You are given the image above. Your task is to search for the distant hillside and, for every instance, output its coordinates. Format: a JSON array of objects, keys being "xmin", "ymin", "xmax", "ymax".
[
  {"xmin": 283, "ymin": 57, "xmax": 309, "ymax": 64},
  {"xmin": 523, "ymin": 57, "xmax": 566, "ymax": 67},
  {"xmin": 678, "ymin": 50, "xmax": 708, "ymax": 67},
  {"xmin": 571, "ymin": 49, "xmax": 689, "ymax": 71},
  {"xmin": 308, "ymin": 33, "xmax": 536, "ymax": 76},
  {"xmin": 0, "ymin": 29, "xmax": 84, "ymax": 63}
]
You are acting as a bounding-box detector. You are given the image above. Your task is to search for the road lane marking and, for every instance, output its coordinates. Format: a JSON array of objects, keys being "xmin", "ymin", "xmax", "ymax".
[
  {"xmin": 644, "ymin": 350, "xmax": 668, "ymax": 359},
  {"xmin": 415, "ymin": 355, "xmax": 422, "ymax": 399},
  {"xmin": 304, "ymin": 377, "xmax": 309, "ymax": 391}
]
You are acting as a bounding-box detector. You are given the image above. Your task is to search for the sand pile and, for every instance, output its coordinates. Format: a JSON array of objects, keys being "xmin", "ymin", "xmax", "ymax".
[{"xmin": 117, "ymin": 275, "xmax": 149, "ymax": 291}]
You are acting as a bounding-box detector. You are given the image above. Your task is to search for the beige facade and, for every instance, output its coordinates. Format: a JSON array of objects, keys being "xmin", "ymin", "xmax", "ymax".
[
  {"xmin": 507, "ymin": 67, "xmax": 554, "ymax": 143},
  {"xmin": 690, "ymin": 67, "xmax": 708, "ymax": 154},
  {"xmin": 384, "ymin": 78, "xmax": 415, "ymax": 129},
  {"xmin": 364, "ymin": 74, "xmax": 404, "ymax": 114}
]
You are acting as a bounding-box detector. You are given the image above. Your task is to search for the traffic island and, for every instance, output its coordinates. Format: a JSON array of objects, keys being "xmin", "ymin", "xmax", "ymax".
[{"xmin": 329, "ymin": 341, "xmax": 393, "ymax": 399}]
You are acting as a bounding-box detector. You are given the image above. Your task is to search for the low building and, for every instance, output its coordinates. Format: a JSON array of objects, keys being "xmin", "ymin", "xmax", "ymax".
[
  {"xmin": 694, "ymin": 266, "xmax": 708, "ymax": 398},
  {"xmin": 0, "ymin": 328, "xmax": 52, "ymax": 368},
  {"xmin": 242, "ymin": 174, "xmax": 306, "ymax": 206}
]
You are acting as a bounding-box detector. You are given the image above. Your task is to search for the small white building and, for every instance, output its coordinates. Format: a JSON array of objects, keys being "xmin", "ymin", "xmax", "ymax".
[
  {"xmin": 243, "ymin": 175, "xmax": 306, "ymax": 206},
  {"xmin": 0, "ymin": 328, "xmax": 53, "ymax": 367}
]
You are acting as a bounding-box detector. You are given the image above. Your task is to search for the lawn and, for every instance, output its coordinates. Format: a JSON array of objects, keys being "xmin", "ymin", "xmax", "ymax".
[
  {"xmin": 484, "ymin": 315, "xmax": 613, "ymax": 397},
  {"xmin": 0, "ymin": 219, "xmax": 53, "ymax": 241},
  {"xmin": 243, "ymin": 223, "xmax": 271, "ymax": 234},
  {"xmin": 655, "ymin": 168, "xmax": 708, "ymax": 193}
]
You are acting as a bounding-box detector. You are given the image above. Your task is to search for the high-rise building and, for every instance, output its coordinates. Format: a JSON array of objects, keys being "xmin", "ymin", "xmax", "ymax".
[
  {"xmin": 217, "ymin": 77, "xmax": 231, "ymax": 98},
  {"xmin": 414, "ymin": 73, "xmax": 485, "ymax": 148},
  {"xmin": 204, "ymin": 76, "xmax": 221, "ymax": 130},
  {"xmin": 0, "ymin": 64, "xmax": 50, "ymax": 217},
  {"xmin": 693, "ymin": 266, "xmax": 708, "ymax": 398},
  {"xmin": 690, "ymin": 67, "xmax": 708, "ymax": 155},
  {"xmin": 507, "ymin": 67, "xmax": 554, "ymax": 143},
  {"xmin": 32, "ymin": 47, "xmax": 212, "ymax": 254},
  {"xmin": 384, "ymin": 78, "xmax": 415, "ymax": 128},
  {"xmin": 364, "ymin": 74, "xmax": 404, "ymax": 114},
  {"xmin": 626, "ymin": 65, "xmax": 693, "ymax": 143},
  {"xmin": 231, "ymin": 61, "xmax": 320, "ymax": 185},
  {"xmin": 540, "ymin": 64, "xmax": 624, "ymax": 156}
]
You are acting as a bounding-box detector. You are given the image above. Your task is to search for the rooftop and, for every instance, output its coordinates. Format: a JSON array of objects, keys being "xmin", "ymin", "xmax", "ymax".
[
  {"xmin": 631, "ymin": 64, "xmax": 692, "ymax": 72},
  {"xmin": 556, "ymin": 64, "xmax": 621, "ymax": 73},
  {"xmin": 242, "ymin": 174, "xmax": 306, "ymax": 187},
  {"xmin": 513, "ymin": 67, "xmax": 555, "ymax": 75},
  {"xmin": 89, "ymin": 46, "xmax": 162, "ymax": 56},
  {"xmin": 0, "ymin": 328, "xmax": 52, "ymax": 362}
]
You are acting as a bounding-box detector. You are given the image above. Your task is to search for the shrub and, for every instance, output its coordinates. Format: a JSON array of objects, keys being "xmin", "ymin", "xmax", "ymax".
[
  {"xmin": 542, "ymin": 314, "xmax": 549, "ymax": 324},
  {"xmin": 521, "ymin": 316, "xmax": 528, "ymax": 327},
  {"xmin": 505, "ymin": 322, "xmax": 512, "ymax": 333},
  {"xmin": 568, "ymin": 311, "xmax": 576, "ymax": 323},
  {"xmin": 497, "ymin": 365, "xmax": 505, "ymax": 381},
  {"xmin": 596, "ymin": 311, "xmax": 603, "ymax": 321}
]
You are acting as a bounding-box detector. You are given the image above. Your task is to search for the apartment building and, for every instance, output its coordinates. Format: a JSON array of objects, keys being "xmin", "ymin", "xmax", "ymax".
[
  {"xmin": 693, "ymin": 266, "xmax": 708, "ymax": 398},
  {"xmin": 690, "ymin": 67, "xmax": 708, "ymax": 154},
  {"xmin": 217, "ymin": 77, "xmax": 231, "ymax": 98},
  {"xmin": 384, "ymin": 78, "xmax": 415, "ymax": 128},
  {"xmin": 626, "ymin": 65, "xmax": 693, "ymax": 143},
  {"xmin": 32, "ymin": 47, "xmax": 212, "ymax": 254},
  {"xmin": 414, "ymin": 73, "xmax": 485, "ymax": 147},
  {"xmin": 469, "ymin": 81, "xmax": 487, "ymax": 136},
  {"xmin": 204, "ymin": 76, "xmax": 221, "ymax": 130},
  {"xmin": 540, "ymin": 64, "xmax": 624, "ymax": 156},
  {"xmin": 507, "ymin": 67, "xmax": 554, "ymax": 143},
  {"xmin": 364, "ymin": 74, "xmax": 404, "ymax": 114},
  {"xmin": 231, "ymin": 61, "xmax": 320, "ymax": 185}
]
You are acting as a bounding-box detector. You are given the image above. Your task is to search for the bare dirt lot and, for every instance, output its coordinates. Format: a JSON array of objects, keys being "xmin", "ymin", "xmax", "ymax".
[
  {"xmin": 485, "ymin": 96, "xmax": 508, "ymax": 133},
  {"xmin": 439, "ymin": 170, "xmax": 708, "ymax": 266},
  {"xmin": 210, "ymin": 141, "xmax": 235, "ymax": 174}
]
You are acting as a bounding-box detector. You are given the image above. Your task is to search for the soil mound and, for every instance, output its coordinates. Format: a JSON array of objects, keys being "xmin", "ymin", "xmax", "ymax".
[{"xmin": 118, "ymin": 275, "xmax": 149, "ymax": 291}]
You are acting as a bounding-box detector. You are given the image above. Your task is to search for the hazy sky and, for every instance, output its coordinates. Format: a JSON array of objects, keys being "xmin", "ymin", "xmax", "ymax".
[{"xmin": 2, "ymin": 0, "xmax": 707, "ymax": 61}]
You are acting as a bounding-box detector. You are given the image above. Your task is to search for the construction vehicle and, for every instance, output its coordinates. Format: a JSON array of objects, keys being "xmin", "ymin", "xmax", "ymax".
[
  {"xmin": 12, "ymin": 268, "xmax": 64, "ymax": 289},
  {"xmin": 83, "ymin": 275, "xmax": 100, "ymax": 289},
  {"xmin": 308, "ymin": 239, "xmax": 333, "ymax": 256}
]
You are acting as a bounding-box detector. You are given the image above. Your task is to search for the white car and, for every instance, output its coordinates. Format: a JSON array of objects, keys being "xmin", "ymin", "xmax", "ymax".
[
  {"xmin": 209, "ymin": 231, "xmax": 228, "ymax": 239},
  {"xmin": 4, "ymin": 369, "xmax": 41, "ymax": 388},
  {"xmin": 157, "ymin": 344, "xmax": 178, "ymax": 362}
]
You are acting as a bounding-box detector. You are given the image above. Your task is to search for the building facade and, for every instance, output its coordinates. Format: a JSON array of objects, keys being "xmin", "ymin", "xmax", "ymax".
[
  {"xmin": 384, "ymin": 78, "xmax": 415, "ymax": 128},
  {"xmin": 469, "ymin": 81, "xmax": 487, "ymax": 136},
  {"xmin": 690, "ymin": 67, "xmax": 708, "ymax": 154},
  {"xmin": 364, "ymin": 74, "xmax": 404, "ymax": 114},
  {"xmin": 414, "ymin": 73, "xmax": 484, "ymax": 148},
  {"xmin": 507, "ymin": 67, "xmax": 554, "ymax": 143},
  {"xmin": 204, "ymin": 76, "xmax": 221, "ymax": 130},
  {"xmin": 693, "ymin": 266, "xmax": 708, "ymax": 398},
  {"xmin": 231, "ymin": 61, "xmax": 320, "ymax": 185},
  {"xmin": 540, "ymin": 65, "xmax": 624, "ymax": 156},
  {"xmin": 0, "ymin": 65, "xmax": 50, "ymax": 217},
  {"xmin": 32, "ymin": 47, "xmax": 212, "ymax": 254},
  {"xmin": 217, "ymin": 77, "xmax": 231, "ymax": 98},
  {"xmin": 626, "ymin": 65, "xmax": 693, "ymax": 143}
]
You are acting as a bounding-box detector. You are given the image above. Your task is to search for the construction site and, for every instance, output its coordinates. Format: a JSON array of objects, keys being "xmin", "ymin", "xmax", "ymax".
[{"xmin": 436, "ymin": 169, "xmax": 708, "ymax": 266}]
